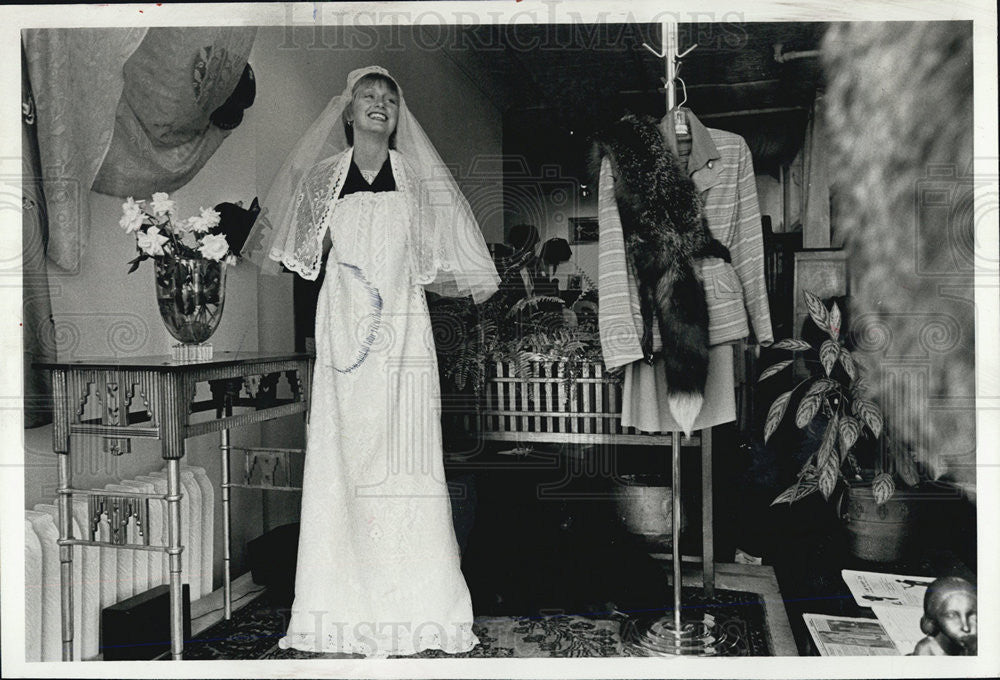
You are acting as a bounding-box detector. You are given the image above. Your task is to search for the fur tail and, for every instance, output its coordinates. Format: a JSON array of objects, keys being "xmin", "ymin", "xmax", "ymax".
[{"xmin": 654, "ymin": 263, "xmax": 710, "ymax": 436}]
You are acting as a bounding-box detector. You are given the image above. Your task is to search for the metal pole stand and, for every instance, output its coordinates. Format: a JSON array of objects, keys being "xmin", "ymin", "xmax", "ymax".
[{"xmin": 621, "ymin": 432, "xmax": 732, "ymax": 656}]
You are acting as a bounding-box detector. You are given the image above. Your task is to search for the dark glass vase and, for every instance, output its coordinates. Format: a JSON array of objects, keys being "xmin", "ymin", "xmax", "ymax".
[{"xmin": 154, "ymin": 257, "xmax": 227, "ymax": 345}]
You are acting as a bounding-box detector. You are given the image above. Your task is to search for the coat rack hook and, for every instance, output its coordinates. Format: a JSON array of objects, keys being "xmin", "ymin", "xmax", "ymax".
[
  {"xmin": 677, "ymin": 43, "xmax": 698, "ymax": 60},
  {"xmin": 642, "ymin": 41, "xmax": 668, "ymax": 59}
]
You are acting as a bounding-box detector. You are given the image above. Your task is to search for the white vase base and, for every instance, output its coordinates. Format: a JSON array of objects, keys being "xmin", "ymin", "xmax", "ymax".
[{"xmin": 171, "ymin": 342, "xmax": 213, "ymax": 362}]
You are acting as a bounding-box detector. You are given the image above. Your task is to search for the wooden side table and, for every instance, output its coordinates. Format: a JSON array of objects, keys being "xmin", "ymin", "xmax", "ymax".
[{"xmin": 36, "ymin": 351, "xmax": 313, "ymax": 661}]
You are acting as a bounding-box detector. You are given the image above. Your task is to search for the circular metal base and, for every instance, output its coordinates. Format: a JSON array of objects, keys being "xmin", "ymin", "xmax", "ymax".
[{"xmin": 622, "ymin": 613, "xmax": 739, "ymax": 656}]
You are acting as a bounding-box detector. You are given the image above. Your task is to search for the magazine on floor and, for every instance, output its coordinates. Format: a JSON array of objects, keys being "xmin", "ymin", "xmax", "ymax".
[
  {"xmin": 841, "ymin": 569, "xmax": 934, "ymax": 608},
  {"xmin": 802, "ymin": 614, "xmax": 899, "ymax": 656}
]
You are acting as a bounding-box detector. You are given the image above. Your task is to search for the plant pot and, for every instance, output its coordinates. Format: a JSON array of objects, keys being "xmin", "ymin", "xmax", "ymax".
[
  {"xmin": 613, "ymin": 474, "xmax": 687, "ymax": 550},
  {"xmin": 154, "ymin": 257, "xmax": 227, "ymax": 346},
  {"xmin": 842, "ymin": 483, "xmax": 919, "ymax": 563}
]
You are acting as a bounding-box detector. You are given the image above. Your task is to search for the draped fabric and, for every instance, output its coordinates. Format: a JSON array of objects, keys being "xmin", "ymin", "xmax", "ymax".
[
  {"xmin": 21, "ymin": 45, "xmax": 56, "ymax": 428},
  {"xmin": 21, "ymin": 28, "xmax": 148, "ymax": 272},
  {"xmin": 92, "ymin": 27, "xmax": 257, "ymax": 198}
]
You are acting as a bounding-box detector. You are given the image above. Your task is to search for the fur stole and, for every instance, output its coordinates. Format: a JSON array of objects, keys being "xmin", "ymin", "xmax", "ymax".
[{"xmin": 594, "ymin": 114, "xmax": 730, "ymax": 434}]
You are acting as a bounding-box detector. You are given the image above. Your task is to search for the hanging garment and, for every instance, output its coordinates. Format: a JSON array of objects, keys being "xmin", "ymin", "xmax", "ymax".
[
  {"xmin": 598, "ymin": 110, "xmax": 772, "ymax": 433},
  {"xmin": 593, "ymin": 115, "xmax": 732, "ymax": 434},
  {"xmin": 669, "ymin": 110, "xmax": 774, "ymax": 347}
]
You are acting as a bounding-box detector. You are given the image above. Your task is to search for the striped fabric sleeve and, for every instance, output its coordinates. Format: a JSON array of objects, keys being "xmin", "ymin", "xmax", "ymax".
[
  {"xmin": 729, "ymin": 138, "xmax": 774, "ymax": 345},
  {"xmin": 597, "ymin": 157, "xmax": 645, "ymax": 369}
]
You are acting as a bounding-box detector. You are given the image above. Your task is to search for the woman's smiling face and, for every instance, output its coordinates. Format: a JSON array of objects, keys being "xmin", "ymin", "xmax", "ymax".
[{"xmin": 347, "ymin": 77, "xmax": 399, "ymax": 141}]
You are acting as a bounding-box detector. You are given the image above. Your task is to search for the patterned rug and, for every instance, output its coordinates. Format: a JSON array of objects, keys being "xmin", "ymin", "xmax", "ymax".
[{"xmin": 182, "ymin": 587, "xmax": 772, "ymax": 659}]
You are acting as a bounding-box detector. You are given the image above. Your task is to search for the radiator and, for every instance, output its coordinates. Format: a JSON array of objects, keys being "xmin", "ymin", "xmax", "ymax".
[{"xmin": 24, "ymin": 465, "xmax": 214, "ymax": 661}]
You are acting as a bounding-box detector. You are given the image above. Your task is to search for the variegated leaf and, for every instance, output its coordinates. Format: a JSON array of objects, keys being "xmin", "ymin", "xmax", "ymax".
[
  {"xmin": 805, "ymin": 378, "xmax": 837, "ymax": 398},
  {"xmin": 795, "ymin": 393, "xmax": 823, "ymax": 429},
  {"xmin": 851, "ymin": 397, "xmax": 864, "ymax": 417},
  {"xmin": 772, "ymin": 338, "xmax": 813, "ymax": 351},
  {"xmin": 758, "ymin": 359, "xmax": 794, "ymax": 382},
  {"xmin": 820, "ymin": 340, "xmax": 840, "ymax": 377},
  {"xmin": 828, "ymin": 301, "xmax": 842, "ymax": 339},
  {"xmin": 771, "ymin": 485, "xmax": 797, "ymax": 505},
  {"xmin": 816, "ymin": 413, "xmax": 840, "ymax": 470},
  {"xmin": 795, "ymin": 380, "xmax": 835, "ymax": 429},
  {"xmin": 839, "ymin": 415, "xmax": 861, "ymax": 455},
  {"xmin": 771, "ymin": 478, "xmax": 819, "ymax": 506},
  {"xmin": 818, "ymin": 455, "xmax": 839, "ymax": 500},
  {"xmin": 839, "ymin": 348, "xmax": 857, "ymax": 380},
  {"xmin": 804, "ymin": 290, "xmax": 830, "ymax": 332},
  {"xmin": 897, "ymin": 453, "xmax": 920, "ymax": 487},
  {"xmin": 855, "ymin": 399, "xmax": 884, "ymax": 439},
  {"xmin": 764, "ymin": 390, "xmax": 793, "ymax": 444},
  {"xmin": 816, "ymin": 413, "xmax": 840, "ymax": 471},
  {"xmin": 872, "ymin": 472, "xmax": 896, "ymax": 505}
]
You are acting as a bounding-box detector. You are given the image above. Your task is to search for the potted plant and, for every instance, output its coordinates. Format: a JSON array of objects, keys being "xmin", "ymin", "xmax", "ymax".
[{"xmin": 759, "ymin": 290, "xmax": 923, "ymax": 562}]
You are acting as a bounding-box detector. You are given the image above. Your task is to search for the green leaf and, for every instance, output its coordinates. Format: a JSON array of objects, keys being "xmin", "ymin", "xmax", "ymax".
[
  {"xmin": 772, "ymin": 338, "xmax": 813, "ymax": 351},
  {"xmin": 758, "ymin": 359, "xmax": 794, "ymax": 382},
  {"xmin": 771, "ymin": 478, "xmax": 819, "ymax": 506},
  {"xmin": 804, "ymin": 290, "xmax": 830, "ymax": 333},
  {"xmin": 816, "ymin": 413, "xmax": 840, "ymax": 471},
  {"xmin": 839, "ymin": 415, "xmax": 861, "ymax": 456},
  {"xmin": 872, "ymin": 472, "xmax": 895, "ymax": 505},
  {"xmin": 828, "ymin": 301, "xmax": 842, "ymax": 339},
  {"xmin": 764, "ymin": 390, "xmax": 793, "ymax": 444},
  {"xmin": 795, "ymin": 379, "xmax": 835, "ymax": 429},
  {"xmin": 818, "ymin": 454, "xmax": 839, "ymax": 500},
  {"xmin": 839, "ymin": 348, "xmax": 857, "ymax": 380},
  {"xmin": 820, "ymin": 340, "xmax": 840, "ymax": 377}
]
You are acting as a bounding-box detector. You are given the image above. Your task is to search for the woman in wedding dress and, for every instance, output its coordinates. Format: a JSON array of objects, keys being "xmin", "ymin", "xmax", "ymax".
[{"xmin": 248, "ymin": 66, "xmax": 499, "ymax": 657}]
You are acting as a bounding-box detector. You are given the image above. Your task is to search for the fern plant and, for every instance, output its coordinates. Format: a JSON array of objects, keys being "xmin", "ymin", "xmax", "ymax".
[
  {"xmin": 431, "ymin": 285, "xmax": 607, "ymax": 402},
  {"xmin": 760, "ymin": 291, "xmax": 921, "ymax": 507}
]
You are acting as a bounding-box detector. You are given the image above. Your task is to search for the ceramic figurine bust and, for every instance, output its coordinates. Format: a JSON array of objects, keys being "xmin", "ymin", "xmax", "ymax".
[{"xmin": 911, "ymin": 576, "xmax": 977, "ymax": 655}]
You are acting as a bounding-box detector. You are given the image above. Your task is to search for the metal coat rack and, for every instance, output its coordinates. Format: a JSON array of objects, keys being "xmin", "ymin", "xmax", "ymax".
[{"xmin": 621, "ymin": 22, "xmax": 732, "ymax": 657}]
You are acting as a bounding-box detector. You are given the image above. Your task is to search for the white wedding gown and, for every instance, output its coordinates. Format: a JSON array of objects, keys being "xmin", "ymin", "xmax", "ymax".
[{"xmin": 278, "ymin": 165, "xmax": 479, "ymax": 657}]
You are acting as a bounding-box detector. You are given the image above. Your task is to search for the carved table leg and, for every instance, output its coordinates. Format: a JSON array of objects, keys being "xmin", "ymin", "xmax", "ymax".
[
  {"xmin": 222, "ymin": 425, "xmax": 232, "ymax": 620},
  {"xmin": 52, "ymin": 369, "xmax": 75, "ymax": 661},
  {"xmin": 166, "ymin": 459, "xmax": 184, "ymax": 660},
  {"xmin": 219, "ymin": 382, "xmax": 236, "ymax": 620},
  {"xmin": 58, "ymin": 453, "xmax": 74, "ymax": 661}
]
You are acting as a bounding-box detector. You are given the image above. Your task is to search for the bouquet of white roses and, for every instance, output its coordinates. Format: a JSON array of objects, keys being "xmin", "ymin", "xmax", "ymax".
[{"xmin": 121, "ymin": 192, "xmax": 238, "ymax": 273}]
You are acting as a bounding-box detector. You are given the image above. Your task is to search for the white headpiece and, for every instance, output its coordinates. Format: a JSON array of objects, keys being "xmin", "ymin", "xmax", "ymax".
[{"xmin": 245, "ymin": 65, "xmax": 499, "ymax": 303}]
